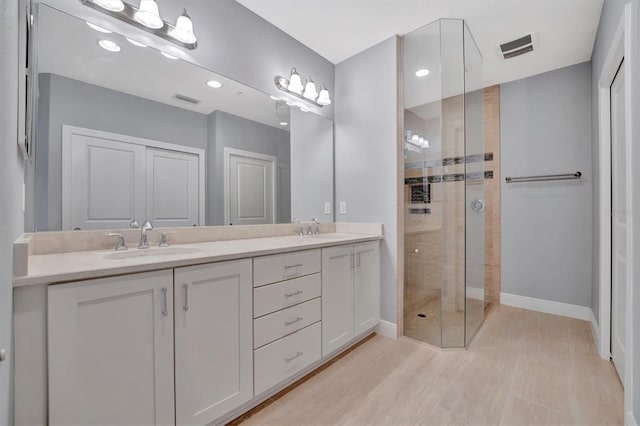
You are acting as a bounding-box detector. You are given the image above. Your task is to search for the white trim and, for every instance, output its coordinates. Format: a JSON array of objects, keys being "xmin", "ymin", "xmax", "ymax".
[
  {"xmin": 61, "ymin": 125, "xmax": 206, "ymax": 229},
  {"xmin": 466, "ymin": 286, "xmax": 485, "ymax": 301},
  {"xmin": 590, "ymin": 308, "xmax": 602, "ymax": 358},
  {"xmin": 627, "ymin": 410, "xmax": 638, "ymax": 426},
  {"xmin": 375, "ymin": 320, "xmax": 397, "ymax": 339},
  {"xmin": 223, "ymin": 147, "xmax": 278, "ymax": 226},
  {"xmin": 500, "ymin": 292, "xmax": 591, "ymax": 321},
  {"xmin": 596, "ymin": 5, "xmax": 635, "ymax": 416}
]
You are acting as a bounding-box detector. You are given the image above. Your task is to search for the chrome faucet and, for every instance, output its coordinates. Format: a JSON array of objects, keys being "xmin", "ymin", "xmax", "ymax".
[
  {"xmin": 292, "ymin": 218, "xmax": 304, "ymax": 239},
  {"xmin": 312, "ymin": 218, "xmax": 320, "ymax": 235},
  {"xmin": 159, "ymin": 231, "xmax": 176, "ymax": 247},
  {"xmin": 106, "ymin": 232, "xmax": 127, "ymax": 251},
  {"xmin": 138, "ymin": 220, "xmax": 153, "ymax": 249},
  {"xmin": 130, "ymin": 219, "xmax": 140, "ymax": 229}
]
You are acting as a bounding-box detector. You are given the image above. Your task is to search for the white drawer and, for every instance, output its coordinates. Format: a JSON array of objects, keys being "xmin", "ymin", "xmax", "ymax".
[
  {"xmin": 254, "ymin": 298, "xmax": 321, "ymax": 348},
  {"xmin": 254, "ymin": 274, "xmax": 321, "ymax": 318},
  {"xmin": 254, "ymin": 323, "xmax": 321, "ymax": 396},
  {"xmin": 253, "ymin": 249, "xmax": 321, "ymax": 287}
]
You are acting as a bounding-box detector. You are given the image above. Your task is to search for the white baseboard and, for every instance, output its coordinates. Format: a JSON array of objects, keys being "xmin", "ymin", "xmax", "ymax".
[
  {"xmin": 589, "ymin": 308, "xmax": 609, "ymax": 360},
  {"xmin": 500, "ymin": 292, "xmax": 591, "ymax": 321},
  {"xmin": 466, "ymin": 286, "xmax": 485, "ymax": 301},
  {"xmin": 375, "ymin": 320, "xmax": 397, "ymax": 339},
  {"xmin": 627, "ymin": 410, "xmax": 638, "ymax": 426}
]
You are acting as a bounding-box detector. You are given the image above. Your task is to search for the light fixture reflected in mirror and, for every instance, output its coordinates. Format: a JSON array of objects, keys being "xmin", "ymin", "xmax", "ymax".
[
  {"xmin": 279, "ymin": 121, "xmax": 289, "ymax": 126},
  {"xmin": 415, "ymin": 68, "xmax": 430, "ymax": 77},
  {"xmin": 82, "ymin": 0, "xmax": 198, "ymax": 49},
  {"xmin": 405, "ymin": 131, "xmax": 429, "ymax": 149},
  {"xmin": 275, "ymin": 67, "xmax": 330, "ymax": 108},
  {"xmin": 98, "ymin": 39, "xmax": 121, "ymax": 53}
]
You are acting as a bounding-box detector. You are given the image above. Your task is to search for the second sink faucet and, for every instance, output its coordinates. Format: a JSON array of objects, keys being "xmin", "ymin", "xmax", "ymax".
[
  {"xmin": 138, "ymin": 220, "xmax": 154, "ymax": 249},
  {"xmin": 312, "ymin": 218, "xmax": 320, "ymax": 235}
]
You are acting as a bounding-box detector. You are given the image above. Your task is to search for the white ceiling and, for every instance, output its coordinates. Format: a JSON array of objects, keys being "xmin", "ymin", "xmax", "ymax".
[
  {"xmin": 236, "ymin": 0, "xmax": 603, "ymax": 87},
  {"xmin": 38, "ymin": 5, "xmax": 292, "ymax": 130}
]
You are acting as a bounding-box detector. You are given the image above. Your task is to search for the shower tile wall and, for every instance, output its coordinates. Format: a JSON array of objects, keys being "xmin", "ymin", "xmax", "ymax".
[{"xmin": 403, "ymin": 86, "xmax": 501, "ymax": 343}]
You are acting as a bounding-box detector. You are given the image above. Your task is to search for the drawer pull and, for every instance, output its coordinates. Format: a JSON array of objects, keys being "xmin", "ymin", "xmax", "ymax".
[
  {"xmin": 284, "ymin": 263, "xmax": 303, "ymax": 270},
  {"xmin": 285, "ymin": 317, "xmax": 303, "ymax": 326},
  {"xmin": 285, "ymin": 289, "xmax": 304, "ymax": 298},
  {"xmin": 285, "ymin": 351, "xmax": 303, "ymax": 363}
]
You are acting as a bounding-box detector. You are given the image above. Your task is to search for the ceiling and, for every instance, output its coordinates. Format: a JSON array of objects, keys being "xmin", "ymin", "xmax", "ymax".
[
  {"xmin": 38, "ymin": 5, "xmax": 292, "ymax": 130},
  {"xmin": 236, "ymin": 0, "xmax": 603, "ymax": 87}
]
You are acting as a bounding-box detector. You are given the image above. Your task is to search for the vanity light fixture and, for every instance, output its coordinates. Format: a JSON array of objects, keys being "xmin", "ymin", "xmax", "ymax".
[
  {"xmin": 416, "ymin": 68, "xmax": 430, "ymax": 77},
  {"xmin": 126, "ymin": 37, "xmax": 147, "ymax": 47},
  {"xmin": 206, "ymin": 80, "xmax": 223, "ymax": 88},
  {"xmin": 275, "ymin": 67, "xmax": 331, "ymax": 108},
  {"xmin": 81, "ymin": 0, "xmax": 198, "ymax": 49},
  {"xmin": 98, "ymin": 39, "xmax": 121, "ymax": 52},
  {"xmin": 87, "ymin": 22, "xmax": 112, "ymax": 33},
  {"xmin": 93, "ymin": 0, "xmax": 125, "ymax": 12},
  {"xmin": 405, "ymin": 131, "xmax": 429, "ymax": 148}
]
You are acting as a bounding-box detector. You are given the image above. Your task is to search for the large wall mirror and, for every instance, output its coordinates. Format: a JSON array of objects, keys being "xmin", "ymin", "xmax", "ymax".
[{"xmin": 27, "ymin": 4, "xmax": 334, "ymax": 232}]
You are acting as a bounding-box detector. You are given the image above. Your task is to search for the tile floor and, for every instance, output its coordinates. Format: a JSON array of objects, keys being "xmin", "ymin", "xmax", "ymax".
[{"xmin": 234, "ymin": 304, "xmax": 623, "ymax": 426}]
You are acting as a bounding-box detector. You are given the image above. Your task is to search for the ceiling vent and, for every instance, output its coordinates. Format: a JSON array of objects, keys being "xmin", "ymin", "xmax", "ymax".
[
  {"xmin": 497, "ymin": 32, "xmax": 537, "ymax": 59},
  {"xmin": 173, "ymin": 93, "xmax": 201, "ymax": 104}
]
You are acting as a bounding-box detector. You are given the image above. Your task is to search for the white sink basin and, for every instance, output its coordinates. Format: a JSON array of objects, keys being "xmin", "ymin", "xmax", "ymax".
[{"xmin": 104, "ymin": 247, "xmax": 202, "ymax": 260}]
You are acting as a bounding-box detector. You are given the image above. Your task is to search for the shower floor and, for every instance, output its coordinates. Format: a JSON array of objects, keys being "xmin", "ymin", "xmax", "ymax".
[{"xmin": 404, "ymin": 291, "xmax": 486, "ymax": 347}]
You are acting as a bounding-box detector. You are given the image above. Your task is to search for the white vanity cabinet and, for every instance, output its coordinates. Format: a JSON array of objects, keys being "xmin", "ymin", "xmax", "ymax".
[
  {"xmin": 48, "ymin": 270, "xmax": 176, "ymax": 426},
  {"xmin": 174, "ymin": 260, "xmax": 253, "ymax": 426},
  {"xmin": 322, "ymin": 241, "xmax": 380, "ymax": 356}
]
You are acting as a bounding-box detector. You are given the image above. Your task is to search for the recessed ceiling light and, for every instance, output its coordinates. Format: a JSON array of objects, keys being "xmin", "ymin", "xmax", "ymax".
[
  {"xmin": 126, "ymin": 38, "xmax": 147, "ymax": 47},
  {"xmin": 87, "ymin": 22, "xmax": 112, "ymax": 33},
  {"xmin": 206, "ymin": 80, "xmax": 223, "ymax": 88},
  {"xmin": 279, "ymin": 121, "xmax": 289, "ymax": 126},
  {"xmin": 415, "ymin": 68, "xmax": 430, "ymax": 77},
  {"xmin": 270, "ymin": 95, "xmax": 280, "ymax": 101},
  {"xmin": 161, "ymin": 51, "xmax": 178, "ymax": 60},
  {"xmin": 97, "ymin": 39, "xmax": 121, "ymax": 53}
]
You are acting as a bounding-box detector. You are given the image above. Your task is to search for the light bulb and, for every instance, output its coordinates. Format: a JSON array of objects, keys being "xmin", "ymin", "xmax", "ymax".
[
  {"xmin": 94, "ymin": 0, "xmax": 125, "ymax": 12},
  {"xmin": 206, "ymin": 80, "xmax": 223, "ymax": 88},
  {"xmin": 424, "ymin": 140, "xmax": 430, "ymax": 148},
  {"xmin": 170, "ymin": 9, "xmax": 197, "ymax": 44},
  {"xmin": 316, "ymin": 87, "xmax": 331, "ymax": 105},
  {"xmin": 98, "ymin": 39, "xmax": 121, "ymax": 53},
  {"xmin": 87, "ymin": 22, "xmax": 112, "ymax": 33},
  {"xmin": 411, "ymin": 135, "xmax": 419, "ymax": 143},
  {"xmin": 134, "ymin": 0, "xmax": 163, "ymax": 29},
  {"xmin": 287, "ymin": 68, "xmax": 303, "ymax": 94},
  {"xmin": 303, "ymin": 79, "xmax": 318, "ymax": 100}
]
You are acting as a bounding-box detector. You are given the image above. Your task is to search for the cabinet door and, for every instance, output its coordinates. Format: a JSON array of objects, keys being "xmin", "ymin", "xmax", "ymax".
[
  {"xmin": 174, "ymin": 260, "xmax": 253, "ymax": 425},
  {"xmin": 48, "ymin": 270, "xmax": 175, "ymax": 426},
  {"xmin": 354, "ymin": 241, "xmax": 381, "ymax": 335},
  {"xmin": 321, "ymin": 245, "xmax": 354, "ymax": 356}
]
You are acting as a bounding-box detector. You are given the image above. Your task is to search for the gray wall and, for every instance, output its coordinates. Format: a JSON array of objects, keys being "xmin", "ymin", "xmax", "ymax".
[
  {"xmin": 208, "ymin": 111, "xmax": 291, "ymax": 226},
  {"xmin": 0, "ymin": 0, "xmax": 24, "ymax": 423},
  {"xmin": 33, "ymin": 73, "xmax": 208, "ymax": 231},
  {"xmin": 290, "ymin": 108, "xmax": 334, "ymax": 223},
  {"xmin": 501, "ymin": 62, "xmax": 593, "ymax": 307},
  {"xmin": 36, "ymin": 0, "xmax": 335, "ymax": 120},
  {"xmin": 335, "ymin": 37, "xmax": 398, "ymax": 324},
  {"xmin": 590, "ymin": 0, "xmax": 640, "ymax": 420}
]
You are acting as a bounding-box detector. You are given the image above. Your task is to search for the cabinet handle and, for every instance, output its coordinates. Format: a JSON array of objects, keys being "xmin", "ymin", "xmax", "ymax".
[
  {"xmin": 285, "ymin": 290, "xmax": 303, "ymax": 298},
  {"xmin": 285, "ymin": 317, "xmax": 303, "ymax": 326},
  {"xmin": 161, "ymin": 287, "xmax": 168, "ymax": 317},
  {"xmin": 350, "ymin": 253, "xmax": 354, "ymax": 269},
  {"xmin": 284, "ymin": 263, "xmax": 303, "ymax": 270},
  {"xmin": 183, "ymin": 284, "xmax": 189, "ymax": 312},
  {"xmin": 357, "ymin": 253, "xmax": 361, "ymax": 267},
  {"xmin": 284, "ymin": 351, "xmax": 303, "ymax": 363}
]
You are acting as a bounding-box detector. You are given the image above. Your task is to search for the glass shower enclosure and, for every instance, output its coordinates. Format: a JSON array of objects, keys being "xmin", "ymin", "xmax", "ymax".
[{"xmin": 403, "ymin": 19, "xmax": 485, "ymax": 348}]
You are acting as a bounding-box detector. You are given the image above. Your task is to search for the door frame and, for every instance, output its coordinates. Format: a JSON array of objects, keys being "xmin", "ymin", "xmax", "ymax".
[
  {"xmin": 223, "ymin": 147, "xmax": 277, "ymax": 226},
  {"xmin": 62, "ymin": 125, "xmax": 206, "ymax": 229},
  {"xmin": 596, "ymin": 3, "xmax": 634, "ymax": 417}
]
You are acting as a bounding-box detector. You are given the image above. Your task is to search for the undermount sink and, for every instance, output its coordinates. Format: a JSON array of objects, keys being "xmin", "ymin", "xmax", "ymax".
[{"xmin": 104, "ymin": 247, "xmax": 202, "ymax": 260}]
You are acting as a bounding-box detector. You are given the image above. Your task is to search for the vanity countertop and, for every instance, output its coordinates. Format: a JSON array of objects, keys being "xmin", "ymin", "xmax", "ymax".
[{"xmin": 14, "ymin": 232, "xmax": 382, "ymax": 287}]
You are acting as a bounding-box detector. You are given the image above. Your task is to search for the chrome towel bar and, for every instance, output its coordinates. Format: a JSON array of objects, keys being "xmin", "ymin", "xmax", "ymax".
[{"xmin": 505, "ymin": 171, "xmax": 582, "ymax": 183}]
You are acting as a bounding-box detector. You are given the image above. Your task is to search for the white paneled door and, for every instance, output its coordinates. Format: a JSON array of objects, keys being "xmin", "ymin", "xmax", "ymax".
[
  {"xmin": 62, "ymin": 126, "xmax": 204, "ymax": 230},
  {"xmin": 225, "ymin": 148, "xmax": 276, "ymax": 225},
  {"xmin": 146, "ymin": 148, "xmax": 200, "ymax": 228},
  {"xmin": 610, "ymin": 60, "xmax": 626, "ymax": 383}
]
